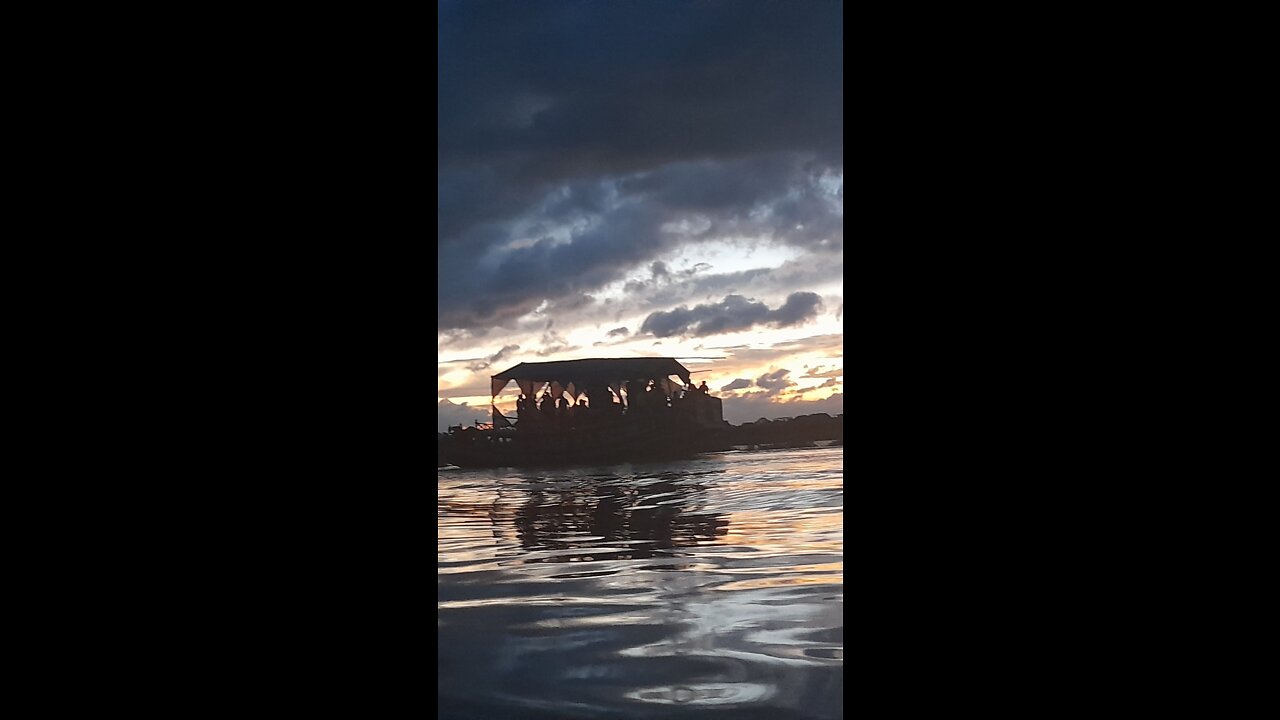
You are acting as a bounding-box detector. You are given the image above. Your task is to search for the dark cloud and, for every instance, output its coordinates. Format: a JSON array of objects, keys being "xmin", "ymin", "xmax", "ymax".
[
  {"xmin": 438, "ymin": 1, "xmax": 841, "ymax": 170},
  {"xmin": 640, "ymin": 292, "xmax": 824, "ymax": 338},
  {"xmin": 607, "ymin": 326, "xmax": 630, "ymax": 337},
  {"xmin": 620, "ymin": 258, "xmax": 685, "ymax": 297},
  {"xmin": 803, "ymin": 366, "xmax": 843, "ymax": 379},
  {"xmin": 756, "ymin": 369, "xmax": 793, "ymax": 392},
  {"xmin": 546, "ymin": 293, "xmax": 596, "ymax": 314},
  {"xmin": 467, "ymin": 344, "xmax": 520, "ymax": 373},
  {"xmin": 437, "ymin": 160, "xmax": 841, "ymax": 333},
  {"xmin": 770, "ymin": 292, "xmax": 825, "ymax": 327},
  {"xmin": 636, "ymin": 258, "xmax": 841, "ymax": 318},
  {"xmin": 641, "ymin": 295, "xmax": 768, "ymax": 338},
  {"xmin": 438, "ymin": 0, "xmax": 843, "ymax": 332},
  {"xmin": 720, "ymin": 378, "xmax": 753, "ymax": 392},
  {"xmin": 439, "ymin": 201, "xmax": 671, "ymax": 331}
]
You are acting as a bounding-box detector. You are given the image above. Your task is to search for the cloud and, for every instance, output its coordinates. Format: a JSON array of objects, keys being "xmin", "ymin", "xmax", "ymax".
[
  {"xmin": 437, "ymin": 1, "xmax": 843, "ymax": 430},
  {"xmin": 720, "ymin": 378, "xmax": 753, "ymax": 391},
  {"xmin": 438, "ymin": 2, "xmax": 842, "ymax": 173},
  {"xmin": 705, "ymin": 333, "xmax": 843, "ymax": 367},
  {"xmin": 631, "ymin": 256, "xmax": 842, "ymax": 320},
  {"xmin": 437, "ymin": 160, "xmax": 841, "ymax": 334},
  {"xmin": 719, "ymin": 392, "xmax": 844, "ymax": 426},
  {"xmin": 438, "ymin": 382, "xmax": 498, "ymax": 399},
  {"xmin": 755, "ymin": 369, "xmax": 791, "ymax": 390},
  {"xmin": 437, "ymin": 0, "xmax": 843, "ymax": 332},
  {"xmin": 641, "ymin": 294, "xmax": 769, "ymax": 338},
  {"xmin": 803, "ymin": 365, "xmax": 843, "ymax": 379},
  {"xmin": 546, "ymin": 293, "xmax": 596, "ymax": 314},
  {"xmin": 467, "ymin": 344, "xmax": 521, "ymax": 372},
  {"xmin": 640, "ymin": 291, "xmax": 824, "ymax": 338},
  {"xmin": 769, "ymin": 292, "xmax": 824, "ymax": 327},
  {"xmin": 534, "ymin": 326, "xmax": 578, "ymax": 356},
  {"xmin": 438, "ymin": 398, "xmax": 488, "ymax": 432},
  {"xmin": 755, "ymin": 368, "xmax": 795, "ymax": 395}
]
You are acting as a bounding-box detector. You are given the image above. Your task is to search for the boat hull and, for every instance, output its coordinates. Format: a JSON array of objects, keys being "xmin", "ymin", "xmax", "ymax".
[{"xmin": 440, "ymin": 418, "xmax": 725, "ymax": 469}]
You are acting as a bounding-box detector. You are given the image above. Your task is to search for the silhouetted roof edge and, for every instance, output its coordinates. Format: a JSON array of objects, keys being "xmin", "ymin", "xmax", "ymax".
[{"xmin": 492, "ymin": 357, "xmax": 692, "ymax": 385}]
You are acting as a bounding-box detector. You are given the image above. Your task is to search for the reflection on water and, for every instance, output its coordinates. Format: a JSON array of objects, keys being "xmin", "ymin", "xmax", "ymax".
[
  {"xmin": 438, "ymin": 448, "xmax": 843, "ymax": 720},
  {"xmin": 513, "ymin": 476, "xmax": 729, "ymax": 562}
]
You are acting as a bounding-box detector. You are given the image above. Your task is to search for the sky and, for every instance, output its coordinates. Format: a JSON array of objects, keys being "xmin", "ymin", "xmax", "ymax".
[{"xmin": 438, "ymin": 0, "xmax": 843, "ymax": 432}]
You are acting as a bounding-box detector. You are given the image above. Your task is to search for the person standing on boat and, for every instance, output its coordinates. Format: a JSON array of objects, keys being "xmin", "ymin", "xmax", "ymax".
[
  {"xmin": 622, "ymin": 381, "xmax": 635, "ymax": 414},
  {"xmin": 556, "ymin": 395, "xmax": 569, "ymax": 428},
  {"xmin": 698, "ymin": 380, "xmax": 710, "ymax": 395},
  {"xmin": 644, "ymin": 379, "xmax": 659, "ymax": 413}
]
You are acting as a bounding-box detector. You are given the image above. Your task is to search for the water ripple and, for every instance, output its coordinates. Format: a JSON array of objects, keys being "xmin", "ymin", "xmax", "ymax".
[{"xmin": 439, "ymin": 447, "xmax": 843, "ymax": 720}]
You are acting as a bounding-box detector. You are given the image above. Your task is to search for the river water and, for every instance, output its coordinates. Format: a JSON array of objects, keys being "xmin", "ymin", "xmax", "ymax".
[{"xmin": 438, "ymin": 446, "xmax": 843, "ymax": 719}]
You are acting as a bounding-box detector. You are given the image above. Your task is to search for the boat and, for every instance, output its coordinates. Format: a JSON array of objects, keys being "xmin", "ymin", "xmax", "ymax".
[{"xmin": 438, "ymin": 357, "xmax": 730, "ymax": 468}]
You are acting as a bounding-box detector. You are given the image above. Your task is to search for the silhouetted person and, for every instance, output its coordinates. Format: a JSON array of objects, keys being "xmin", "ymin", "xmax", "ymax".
[
  {"xmin": 698, "ymin": 381, "xmax": 709, "ymax": 395},
  {"xmin": 540, "ymin": 392, "xmax": 554, "ymax": 416},
  {"xmin": 516, "ymin": 394, "xmax": 528, "ymax": 418}
]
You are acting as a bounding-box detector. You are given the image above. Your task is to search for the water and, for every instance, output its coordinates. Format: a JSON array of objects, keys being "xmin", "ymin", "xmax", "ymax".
[{"xmin": 438, "ymin": 447, "xmax": 843, "ymax": 720}]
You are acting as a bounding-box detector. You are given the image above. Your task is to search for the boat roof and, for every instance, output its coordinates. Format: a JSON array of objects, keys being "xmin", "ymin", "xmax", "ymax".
[{"xmin": 492, "ymin": 357, "xmax": 692, "ymax": 385}]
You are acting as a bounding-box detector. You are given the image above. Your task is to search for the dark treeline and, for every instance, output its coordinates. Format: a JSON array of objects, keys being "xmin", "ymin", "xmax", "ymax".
[{"xmin": 721, "ymin": 413, "xmax": 843, "ymax": 448}]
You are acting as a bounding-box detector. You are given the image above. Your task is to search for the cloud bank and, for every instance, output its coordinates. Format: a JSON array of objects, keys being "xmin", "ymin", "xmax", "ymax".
[
  {"xmin": 438, "ymin": 0, "xmax": 842, "ymax": 334},
  {"xmin": 641, "ymin": 292, "xmax": 823, "ymax": 338}
]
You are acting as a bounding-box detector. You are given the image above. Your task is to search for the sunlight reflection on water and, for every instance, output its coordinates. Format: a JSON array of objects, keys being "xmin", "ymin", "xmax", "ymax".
[{"xmin": 438, "ymin": 447, "xmax": 843, "ymax": 720}]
